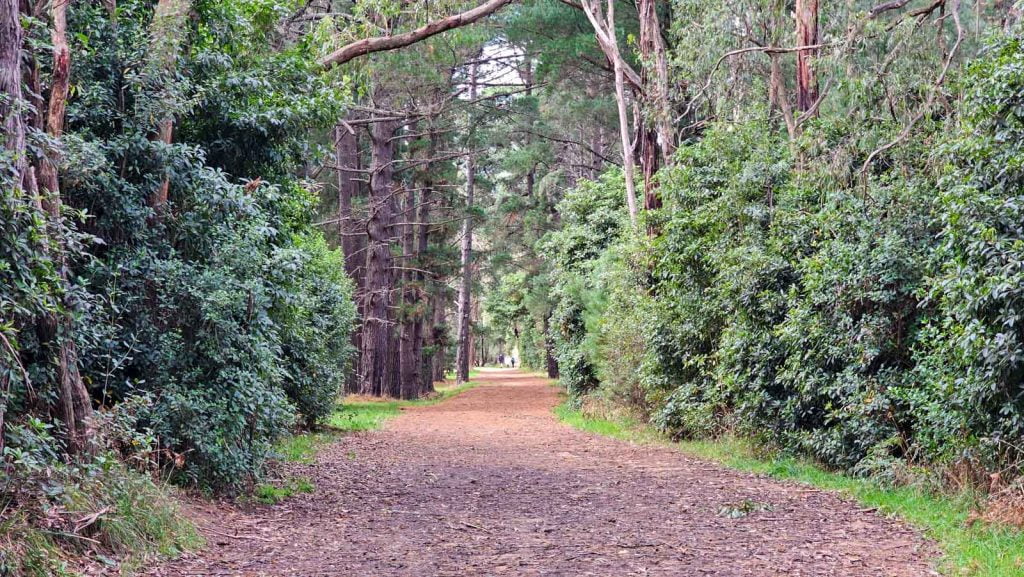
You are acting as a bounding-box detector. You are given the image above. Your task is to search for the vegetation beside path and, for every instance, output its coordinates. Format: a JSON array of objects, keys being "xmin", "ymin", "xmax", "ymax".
[{"xmin": 555, "ymin": 400, "xmax": 1024, "ymax": 577}]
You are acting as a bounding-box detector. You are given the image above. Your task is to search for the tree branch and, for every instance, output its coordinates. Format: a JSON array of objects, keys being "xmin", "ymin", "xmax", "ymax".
[{"xmin": 321, "ymin": 0, "xmax": 515, "ymax": 70}]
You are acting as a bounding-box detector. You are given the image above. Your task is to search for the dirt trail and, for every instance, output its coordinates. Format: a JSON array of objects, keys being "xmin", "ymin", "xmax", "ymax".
[{"xmin": 145, "ymin": 369, "xmax": 938, "ymax": 576}]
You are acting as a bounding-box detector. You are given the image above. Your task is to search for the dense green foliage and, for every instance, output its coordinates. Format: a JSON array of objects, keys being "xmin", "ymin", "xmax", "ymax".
[
  {"xmin": 543, "ymin": 32, "xmax": 1024, "ymax": 482},
  {"xmin": 2, "ymin": 0, "xmax": 356, "ymax": 499}
]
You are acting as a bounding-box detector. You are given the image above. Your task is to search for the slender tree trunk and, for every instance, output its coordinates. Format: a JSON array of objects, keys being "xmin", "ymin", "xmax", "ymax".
[
  {"xmin": 522, "ymin": 60, "xmax": 538, "ymax": 200},
  {"xmin": 398, "ymin": 186, "xmax": 419, "ymax": 400},
  {"xmin": 413, "ymin": 130, "xmax": 437, "ymax": 395},
  {"xmin": 1, "ymin": 0, "xmax": 24, "ymax": 184},
  {"xmin": 335, "ymin": 120, "xmax": 363, "ymax": 393},
  {"xmin": 769, "ymin": 54, "xmax": 798, "ymax": 145},
  {"xmin": 795, "ymin": 0, "xmax": 819, "ymax": 113},
  {"xmin": 148, "ymin": 0, "xmax": 191, "ymax": 212},
  {"xmin": 455, "ymin": 62, "xmax": 478, "ymax": 385},
  {"xmin": 360, "ymin": 116, "xmax": 398, "ymax": 396},
  {"xmin": 543, "ymin": 313, "xmax": 559, "ymax": 378},
  {"xmin": 582, "ymin": 0, "xmax": 638, "ymax": 226},
  {"xmin": 431, "ymin": 289, "xmax": 447, "ymax": 383},
  {"xmin": 1, "ymin": 0, "xmax": 25, "ymax": 455},
  {"xmin": 34, "ymin": 0, "xmax": 94, "ymax": 456},
  {"xmin": 336, "ymin": 122, "xmax": 360, "ymax": 276}
]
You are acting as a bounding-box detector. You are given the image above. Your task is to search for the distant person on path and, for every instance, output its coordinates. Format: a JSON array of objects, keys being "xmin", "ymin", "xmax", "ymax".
[
  {"xmin": 510, "ymin": 356, "xmax": 516, "ymax": 368},
  {"xmin": 498, "ymin": 353, "xmax": 505, "ymax": 367}
]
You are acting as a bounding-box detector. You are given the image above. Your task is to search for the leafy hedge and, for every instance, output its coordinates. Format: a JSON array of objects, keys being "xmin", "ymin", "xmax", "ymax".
[
  {"xmin": 2, "ymin": 0, "xmax": 355, "ymax": 494},
  {"xmin": 548, "ymin": 34, "xmax": 1024, "ymax": 480}
]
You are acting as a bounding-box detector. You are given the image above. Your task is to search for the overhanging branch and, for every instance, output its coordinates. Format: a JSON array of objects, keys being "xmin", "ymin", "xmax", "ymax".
[{"xmin": 321, "ymin": 0, "xmax": 515, "ymax": 70}]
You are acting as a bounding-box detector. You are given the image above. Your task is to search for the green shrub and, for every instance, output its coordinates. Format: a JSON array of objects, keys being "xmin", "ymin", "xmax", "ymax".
[{"xmin": 547, "ymin": 35, "xmax": 1024, "ymax": 480}]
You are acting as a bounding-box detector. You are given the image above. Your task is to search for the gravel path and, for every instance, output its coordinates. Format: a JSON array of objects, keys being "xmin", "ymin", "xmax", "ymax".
[{"xmin": 144, "ymin": 369, "xmax": 938, "ymax": 576}]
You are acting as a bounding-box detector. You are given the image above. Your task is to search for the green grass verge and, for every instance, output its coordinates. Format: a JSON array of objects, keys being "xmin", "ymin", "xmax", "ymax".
[{"xmin": 554, "ymin": 403, "xmax": 1024, "ymax": 577}]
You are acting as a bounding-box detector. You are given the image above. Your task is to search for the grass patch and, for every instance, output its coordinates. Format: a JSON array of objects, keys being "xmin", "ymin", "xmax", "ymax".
[
  {"xmin": 252, "ymin": 477, "xmax": 315, "ymax": 505},
  {"xmin": 273, "ymin": 431, "xmax": 336, "ymax": 464},
  {"xmin": 554, "ymin": 400, "xmax": 1024, "ymax": 577},
  {"xmin": 1, "ymin": 463, "xmax": 201, "ymax": 577}
]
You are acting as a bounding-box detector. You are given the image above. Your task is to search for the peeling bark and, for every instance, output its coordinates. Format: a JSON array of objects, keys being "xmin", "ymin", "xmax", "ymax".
[
  {"xmin": 795, "ymin": 0, "xmax": 819, "ymax": 113},
  {"xmin": 38, "ymin": 0, "xmax": 94, "ymax": 457}
]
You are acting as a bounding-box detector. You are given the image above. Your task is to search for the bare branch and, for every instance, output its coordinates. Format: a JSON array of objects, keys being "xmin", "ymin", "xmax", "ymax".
[{"xmin": 860, "ymin": 0, "xmax": 962, "ymax": 175}]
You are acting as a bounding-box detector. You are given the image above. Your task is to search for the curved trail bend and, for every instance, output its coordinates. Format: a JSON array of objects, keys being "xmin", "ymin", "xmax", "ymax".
[{"xmin": 147, "ymin": 369, "xmax": 937, "ymax": 576}]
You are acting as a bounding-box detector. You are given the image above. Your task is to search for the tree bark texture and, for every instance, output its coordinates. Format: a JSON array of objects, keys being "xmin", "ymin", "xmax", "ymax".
[
  {"xmin": 636, "ymin": 0, "xmax": 672, "ymax": 211},
  {"xmin": 795, "ymin": 0, "xmax": 819, "ymax": 113},
  {"xmin": 36, "ymin": 0, "xmax": 94, "ymax": 456},
  {"xmin": 413, "ymin": 130, "xmax": 438, "ymax": 395},
  {"xmin": 0, "ymin": 0, "xmax": 25, "ymax": 456},
  {"xmin": 430, "ymin": 289, "xmax": 447, "ymax": 384},
  {"xmin": 360, "ymin": 117, "xmax": 398, "ymax": 396},
  {"xmin": 335, "ymin": 120, "xmax": 364, "ymax": 393},
  {"xmin": 399, "ymin": 187, "xmax": 420, "ymax": 400}
]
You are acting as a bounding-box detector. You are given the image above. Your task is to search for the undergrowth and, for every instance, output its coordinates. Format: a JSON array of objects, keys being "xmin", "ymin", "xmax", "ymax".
[
  {"xmin": 554, "ymin": 401, "xmax": 1024, "ymax": 577},
  {"xmin": 0, "ymin": 461, "xmax": 201, "ymax": 577}
]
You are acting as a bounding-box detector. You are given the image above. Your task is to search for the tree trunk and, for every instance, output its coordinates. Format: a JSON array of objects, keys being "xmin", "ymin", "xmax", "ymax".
[
  {"xmin": 769, "ymin": 53, "xmax": 798, "ymax": 146},
  {"xmin": 543, "ymin": 313, "xmax": 559, "ymax": 379},
  {"xmin": 431, "ymin": 289, "xmax": 447, "ymax": 384},
  {"xmin": 398, "ymin": 186, "xmax": 419, "ymax": 400},
  {"xmin": 148, "ymin": 0, "xmax": 191, "ymax": 212},
  {"xmin": 34, "ymin": 0, "xmax": 94, "ymax": 457},
  {"xmin": 360, "ymin": 116, "xmax": 398, "ymax": 396},
  {"xmin": 455, "ymin": 62, "xmax": 478, "ymax": 385},
  {"xmin": 336, "ymin": 121, "xmax": 361, "ymax": 277},
  {"xmin": 335, "ymin": 120, "xmax": 363, "ymax": 393},
  {"xmin": 413, "ymin": 130, "xmax": 437, "ymax": 395},
  {"xmin": 636, "ymin": 0, "xmax": 672, "ymax": 212},
  {"xmin": 638, "ymin": 123, "xmax": 660, "ymax": 210},
  {"xmin": 1, "ymin": 0, "xmax": 24, "ymax": 183},
  {"xmin": 795, "ymin": 0, "xmax": 819, "ymax": 113},
  {"xmin": 581, "ymin": 0, "xmax": 639, "ymax": 226},
  {"xmin": 1, "ymin": 0, "xmax": 25, "ymax": 455},
  {"xmin": 637, "ymin": 0, "xmax": 674, "ymax": 163}
]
